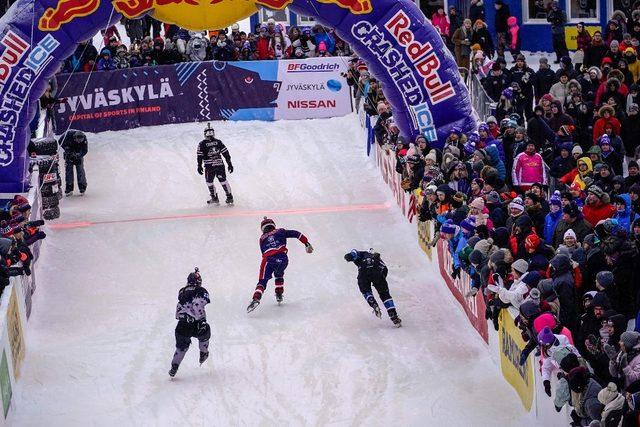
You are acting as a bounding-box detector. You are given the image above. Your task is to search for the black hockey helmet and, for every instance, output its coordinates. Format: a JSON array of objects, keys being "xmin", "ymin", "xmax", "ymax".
[
  {"xmin": 187, "ymin": 267, "xmax": 202, "ymax": 285},
  {"xmin": 204, "ymin": 123, "xmax": 215, "ymax": 139},
  {"xmin": 261, "ymin": 216, "xmax": 275, "ymax": 233}
]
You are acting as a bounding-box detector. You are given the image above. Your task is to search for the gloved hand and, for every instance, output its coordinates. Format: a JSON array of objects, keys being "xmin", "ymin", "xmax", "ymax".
[
  {"xmin": 544, "ymin": 380, "xmax": 551, "ymax": 397},
  {"xmin": 451, "ymin": 266, "xmax": 460, "ymax": 280},
  {"xmin": 305, "ymin": 242, "xmax": 314, "ymax": 254},
  {"xmin": 197, "ymin": 165, "xmax": 203, "ymax": 175},
  {"xmin": 604, "ymin": 343, "xmax": 618, "ymax": 360},
  {"xmin": 519, "ymin": 351, "xmax": 528, "ymax": 366},
  {"xmin": 344, "ymin": 253, "xmax": 353, "ymax": 262},
  {"xmin": 228, "ymin": 164, "xmax": 234, "ymax": 173},
  {"xmin": 620, "ymin": 353, "xmax": 629, "ymax": 368},
  {"xmin": 487, "ymin": 284, "xmax": 500, "ymax": 293},
  {"xmin": 555, "ymin": 405, "xmax": 563, "ymax": 413}
]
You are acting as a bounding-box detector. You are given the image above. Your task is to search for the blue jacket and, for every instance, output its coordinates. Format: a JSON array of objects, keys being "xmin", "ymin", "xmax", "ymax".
[
  {"xmin": 259, "ymin": 228, "xmax": 308, "ymax": 258},
  {"xmin": 544, "ymin": 210, "xmax": 562, "ymax": 245},
  {"xmin": 614, "ymin": 194, "xmax": 639, "ymax": 233},
  {"xmin": 447, "ymin": 230, "xmax": 463, "ymax": 268},
  {"xmin": 486, "ymin": 145, "xmax": 506, "ymax": 181}
]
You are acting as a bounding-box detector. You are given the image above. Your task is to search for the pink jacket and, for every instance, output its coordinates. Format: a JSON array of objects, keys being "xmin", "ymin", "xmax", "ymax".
[
  {"xmin": 512, "ymin": 152, "xmax": 547, "ymax": 186},
  {"xmin": 507, "ymin": 16, "xmax": 519, "ymax": 50},
  {"xmin": 432, "ymin": 13, "xmax": 450, "ymax": 37}
]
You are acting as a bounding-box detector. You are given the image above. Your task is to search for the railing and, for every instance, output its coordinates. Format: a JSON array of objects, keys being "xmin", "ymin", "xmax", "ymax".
[{"xmin": 468, "ymin": 71, "xmax": 496, "ymax": 121}]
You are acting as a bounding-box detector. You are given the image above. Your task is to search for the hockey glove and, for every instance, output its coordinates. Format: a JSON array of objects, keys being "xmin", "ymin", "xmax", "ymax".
[
  {"xmin": 344, "ymin": 253, "xmax": 353, "ymax": 262},
  {"xmin": 305, "ymin": 242, "xmax": 314, "ymax": 254},
  {"xmin": 197, "ymin": 165, "xmax": 203, "ymax": 175},
  {"xmin": 228, "ymin": 164, "xmax": 234, "ymax": 173},
  {"xmin": 543, "ymin": 380, "xmax": 551, "ymax": 397}
]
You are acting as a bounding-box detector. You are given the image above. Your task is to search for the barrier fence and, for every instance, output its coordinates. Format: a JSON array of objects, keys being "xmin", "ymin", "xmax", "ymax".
[{"xmin": 359, "ymin": 112, "xmax": 567, "ymax": 426}]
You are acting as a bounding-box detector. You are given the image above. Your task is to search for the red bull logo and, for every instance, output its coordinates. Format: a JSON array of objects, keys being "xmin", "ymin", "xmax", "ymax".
[
  {"xmin": 38, "ymin": 0, "xmax": 372, "ymax": 32},
  {"xmin": 38, "ymin": 0, "xmax": 101, "ymax": 31}
]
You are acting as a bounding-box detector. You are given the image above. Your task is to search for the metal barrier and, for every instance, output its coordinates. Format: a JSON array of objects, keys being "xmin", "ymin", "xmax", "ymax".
[{"xmin": 468, "ymin": 72, "xmax": 496, "ymax": 121}]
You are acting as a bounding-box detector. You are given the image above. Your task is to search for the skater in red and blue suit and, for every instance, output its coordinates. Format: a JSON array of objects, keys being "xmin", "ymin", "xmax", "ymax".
[{"xmin": 247, "ymin": 217, "xmax": 314, "ymax": 313}]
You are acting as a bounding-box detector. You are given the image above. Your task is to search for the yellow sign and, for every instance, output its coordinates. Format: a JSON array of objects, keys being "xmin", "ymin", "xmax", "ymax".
[
  {"xmin": 565, "ymin": 26, "xmax": 601, "ymax": 51},
  {"xmin": 498, "ymin": 309, "xmax": 534, "ymax": 411},
  {"xmin": 7, "ymin": 287, "xmax": 24, "ymax": 380},
  {"xmin": 417, "ymin": 220, "xmax": 433, "ymax": 260}
]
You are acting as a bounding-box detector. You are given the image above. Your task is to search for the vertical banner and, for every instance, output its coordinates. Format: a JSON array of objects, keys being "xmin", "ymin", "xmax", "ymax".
[
  {"xmin": 275, "ymin": 57, "xmax": 352, "ymax": 120},
  {"xmin": 6, "ymin": 288, "xmax": 24, "ymax": 380},
  {"xmin": 436, "ymin": 239, "xmax": 489, "ymax": 342},
  {"xmin": 417, "ymin": 220, "xmax": 433, "ymax": 260},
  {"xmin": 0, "ymin": 351, "xmax": 10, "ymax": 419},
  {"xmin": 498, "ymin": 309, "xmax": 535, "ymax": 411}
]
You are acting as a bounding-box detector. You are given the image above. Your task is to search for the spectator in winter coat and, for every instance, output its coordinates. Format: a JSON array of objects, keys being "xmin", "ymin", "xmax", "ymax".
[
  {"xmin": 549, "ymin": 254, "xmax": 577, "ymax": 330},
  {"xmin": 548, "ymin": 101, "xmax": 574, "ymax": 133},
  {"xmin": 486, "ymin": 259, "xmax": 530, "ymax": 309},
  {"xmin": 469, "ymin": 0, "xmax": 485, "ymax": 23},
  {"xmin": 507, "ymin": 16, "xmax": 520, "ymax": 58},
  {"xmin": 96, "ymin": 48, "xmax": 116, "ymax": 71},
  {"xmin": 613, "ymin": 194, "xmax": 640, "ymax": 233},
  {"xmin": 597, "ymin": 383, "xmax": 626, "ymax": 427},
  {"xmin": 544, "ymin": 193, "xmax": 563, "ymax": 245},
  {"xmin": 471, "ymin": 20, "xmax": 494, "ymax": 58},
  {"xmin": 534, "ymin": 58, "xmax": 555, "ymax": 103},
  {"xmin": 608, "ymin": 331, "xmax": 640, "ymax": 389},
  {"xmin": 61, "ymin": 131, "xmax": 88, "ymax": 195},
  {"xmin": 547, "ymin": 1, "xmax": 568, "ymax": 63},
  {"xmin": 432, "ymin": 8, "xmax": 451, "ymax": 38},
  {"xmin": 494, "ymin": 0, "xmax": 510, "ymax": 57},
  {"xmin": 255, "ymin": 26, "xmax": 275, "ymax": 60},
  {"xmin": 575, "ymin": 23, "xmax": 592, "ymax": 70},
  {"xmin": 312, "ymin": 25, "xmax": 335, "ymax": 54},
  {"xmin": 598, "ymin": 136, "xmax": 624, "ymax": 176},
  {"xmin": 595, "ymin": 77, "xmax": 628, "ymax": 109},
  {"xmin": 593, "ymin": 106, "xmax": 621, "ymax": 142},
  {"xmin": 553, "ymin": 202, "xmax": 593, "ymax": 247},
  {"xmin": 584, "ymin": 32, "xmax": 609, "ymax": 68},
  {"xmin": 583, "ymin": 185, "xmax": 616, "ymax": 227},
  {"xmin": 512, "ymin": 142, "xmax": 546, "ymax": 191},
  {"xmin": 604, "ymin": 20, "xmax": 624, "ymax": 45},
  {"xmin": 568, "ymin": 367, "xmax": 603, "ymax": 424},
  {"xmin": 624, "ymin": 48, "xmax": 640, "ymax": 82},
  {"xmin": 550, "ymin": 72, "xmax": 571, "ymax": 102},
  {"xmin": 622, "ymin": 104, "xmax": 640, "ymax": 158},
  {"xmin": 186, "ymin": 33, "xmax": 208, "ymax": 62},
  {"xmin": 452, "ymin": 19, "xmax": 473, "ymax": 69}
]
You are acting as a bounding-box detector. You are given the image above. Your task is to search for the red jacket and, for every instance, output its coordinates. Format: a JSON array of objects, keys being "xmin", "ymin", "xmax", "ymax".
[
  {"xmin": 593, "ymin": 117, "xmax": 621, "ymax": 142},
  {"xmin": 255, "ymin": 38, "xmax": 274, "ymax": 60},
  {"xmin": 582, "ymin": 202, "xmax": 616, "ymax": 227}
]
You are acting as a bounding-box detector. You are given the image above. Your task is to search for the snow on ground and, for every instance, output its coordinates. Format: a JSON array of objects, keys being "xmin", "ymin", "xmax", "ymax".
[{"xmin": 11, "ymin": 116, "xmax": 533, "ymax": 426}]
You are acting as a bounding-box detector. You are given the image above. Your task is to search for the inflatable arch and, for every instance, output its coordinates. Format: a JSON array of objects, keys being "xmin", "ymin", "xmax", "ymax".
[{"xmin": 0, "ymin": 0, "xmax": 476, "ymax": 193}]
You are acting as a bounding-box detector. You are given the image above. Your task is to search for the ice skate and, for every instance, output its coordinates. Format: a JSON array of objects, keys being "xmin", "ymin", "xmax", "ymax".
[
  {"xmin": 373, "ymin": 305, "xmax": 382, "ymax": 318},
  {"xmin": 276, "ymin": 293, "xmax": 283, "ymax": 304},
  {"xmin": 199, "ymin": 351, "xmax": 209, "ymax": 365},
  {"xmin": 169, "ymin": 364, "xmax": 179, "ymax": 378},
  {"xmin": 225, "ymin": 194, "xmax": 234, "ymax": 206},
  {"xmin": 391, "ymin": 315, "xmax": 402, "ymax": 327},
  {"xmin": 247, "ymin": 298, "xmax": 260, "ymax": 313},
  {"xmin": 207, "ymin": 194, "xmax": 219, "ymax": 205}
]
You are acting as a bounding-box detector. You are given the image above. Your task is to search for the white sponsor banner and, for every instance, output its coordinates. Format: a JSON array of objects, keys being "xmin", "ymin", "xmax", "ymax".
[{"xmin": 275, "ymin": 57, "xmax": 352, "ymax": 120}]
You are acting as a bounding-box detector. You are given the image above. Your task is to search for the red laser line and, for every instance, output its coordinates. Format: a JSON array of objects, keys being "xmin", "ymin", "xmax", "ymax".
[{"xmin": 47, "ymin": 203, "xmax": 392, "ymax": 230}]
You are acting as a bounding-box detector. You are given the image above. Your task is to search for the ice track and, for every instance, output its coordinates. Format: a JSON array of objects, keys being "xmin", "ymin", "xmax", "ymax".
[{"xmin": 12, "ymin": 116, "xmax": 532, "ymax": 426}]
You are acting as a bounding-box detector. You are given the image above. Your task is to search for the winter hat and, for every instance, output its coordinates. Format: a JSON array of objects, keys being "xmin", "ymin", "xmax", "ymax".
[
  {"xmin": 469, "ymin": 249, "xmax": 485, "ymax": 266},
  {"xmin": 425, "ymin": 150, "xmax": 437, "ymax": 163},
  {"xmin": 467, "ymin": 235, "xmax": 482, "ymax": 249},
  {"xmin": 549, "ymin": 191, "xmax": 562, "ymax": 207},
  {"xmin": 588, "ymin": 185, "xmax": 605, "ymax": 199},
  {"xmin": 474, "ymin": 238, "xmax": 495, "ymax": 256},
  {"xmin": 525, "ymin": 192, "xmax": 540, "ymax": 205},
  {"xmin": 583, "ymin": 234, "xmax": 598, "ymax": 247},
  {"xmin": 592, "ymin": 292, "xmax": 611, "ymax": 309},
  {"xmin": 629, "ymin": 160, "xmax": 639, "ymax": 170},
  {"xmin": 470, "ymin": 197, "xmax": 485, "ymax": 211},
  {"xmin": 460, "ymin": 216, "xmax": 476, "ymax": 233},
  {"xmin": 598, "ymin": 383, "xmax": 620, "ymax": 405},
  {"xmin": 512, "ymin": 259, "xmax": 529, "ymax": 274},
  {"xmin": 564, "ymin": 229, "xmax": 577, "ymax": 241},
  {"xmin": 630, "ymin": 184, "xmax": 640, "ymax": 194},
  {"xmin": 525, "ymin": 234, "xmax": 542, "ymax": 252},
  {"xmin": 520, "ymin": 300, "xmax": 542, "ymax": 320},
  {"xmin": 486, "ymin": 191, "xmax": 501, "ymax": 205},
  {"xmin": 440, "ymin": 220, "xmax": 459, "ymax": 235},
  {"xmin": 572, "ymin": 145, "xmax": 583, "ymax": 156},
  {"xmin": 563, "ymin": 202, "xmax": 580, "ymax": 218},
  {"xmin": 621, "ymin": 331, "xmax": 640, "ymax": 350},
  {"xmin": 538, "ymin": 326, "xmax": 556, "ymax": 346},
  {"xmin": 508, "ymin": 197, "xmax": 525, "ymax": 213},
  {"xmin": 568, "ymin": 366, "xmax": 590, "ymax": 392},
  {"xmin": 559, "ymin": 353, "xmax": 580, "ymax": 373},
  {"xmin": 596, "ymin": 271, "xmax": 614, "ymax": 289},
  {"xmin": 522, "ymin": 271, "xmax": 541, "ymax": 287}
]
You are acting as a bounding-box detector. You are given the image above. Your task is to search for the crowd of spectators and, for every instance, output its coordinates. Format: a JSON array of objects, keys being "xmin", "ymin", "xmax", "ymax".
[
  {"xmin": 0, "ymin": 195, "xmax": 46, "ymax": 297},
  {"xmin": 61, "ymin": 17, "xmax": 353, "ymax": 73},
  {"xmin": 345, "ymin": 2, "xmax": 640, "ymax": 425}
]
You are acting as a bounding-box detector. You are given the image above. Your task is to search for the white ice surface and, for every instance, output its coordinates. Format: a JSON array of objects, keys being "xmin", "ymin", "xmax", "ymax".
[{"xmin": 12, "ymin": 116, "xmax": 533, "ymax": 426}]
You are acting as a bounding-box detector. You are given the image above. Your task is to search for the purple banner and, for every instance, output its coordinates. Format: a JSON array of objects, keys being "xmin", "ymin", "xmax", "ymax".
[{"xmin": 54, "ymin": 61, "xmax": 281, "ymax": 133}]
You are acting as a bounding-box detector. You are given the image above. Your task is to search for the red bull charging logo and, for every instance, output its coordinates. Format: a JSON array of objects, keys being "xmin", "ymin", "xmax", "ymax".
[{"xmin": 38, "ymin": 0, "xmax": 373, "ymax": 32}]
